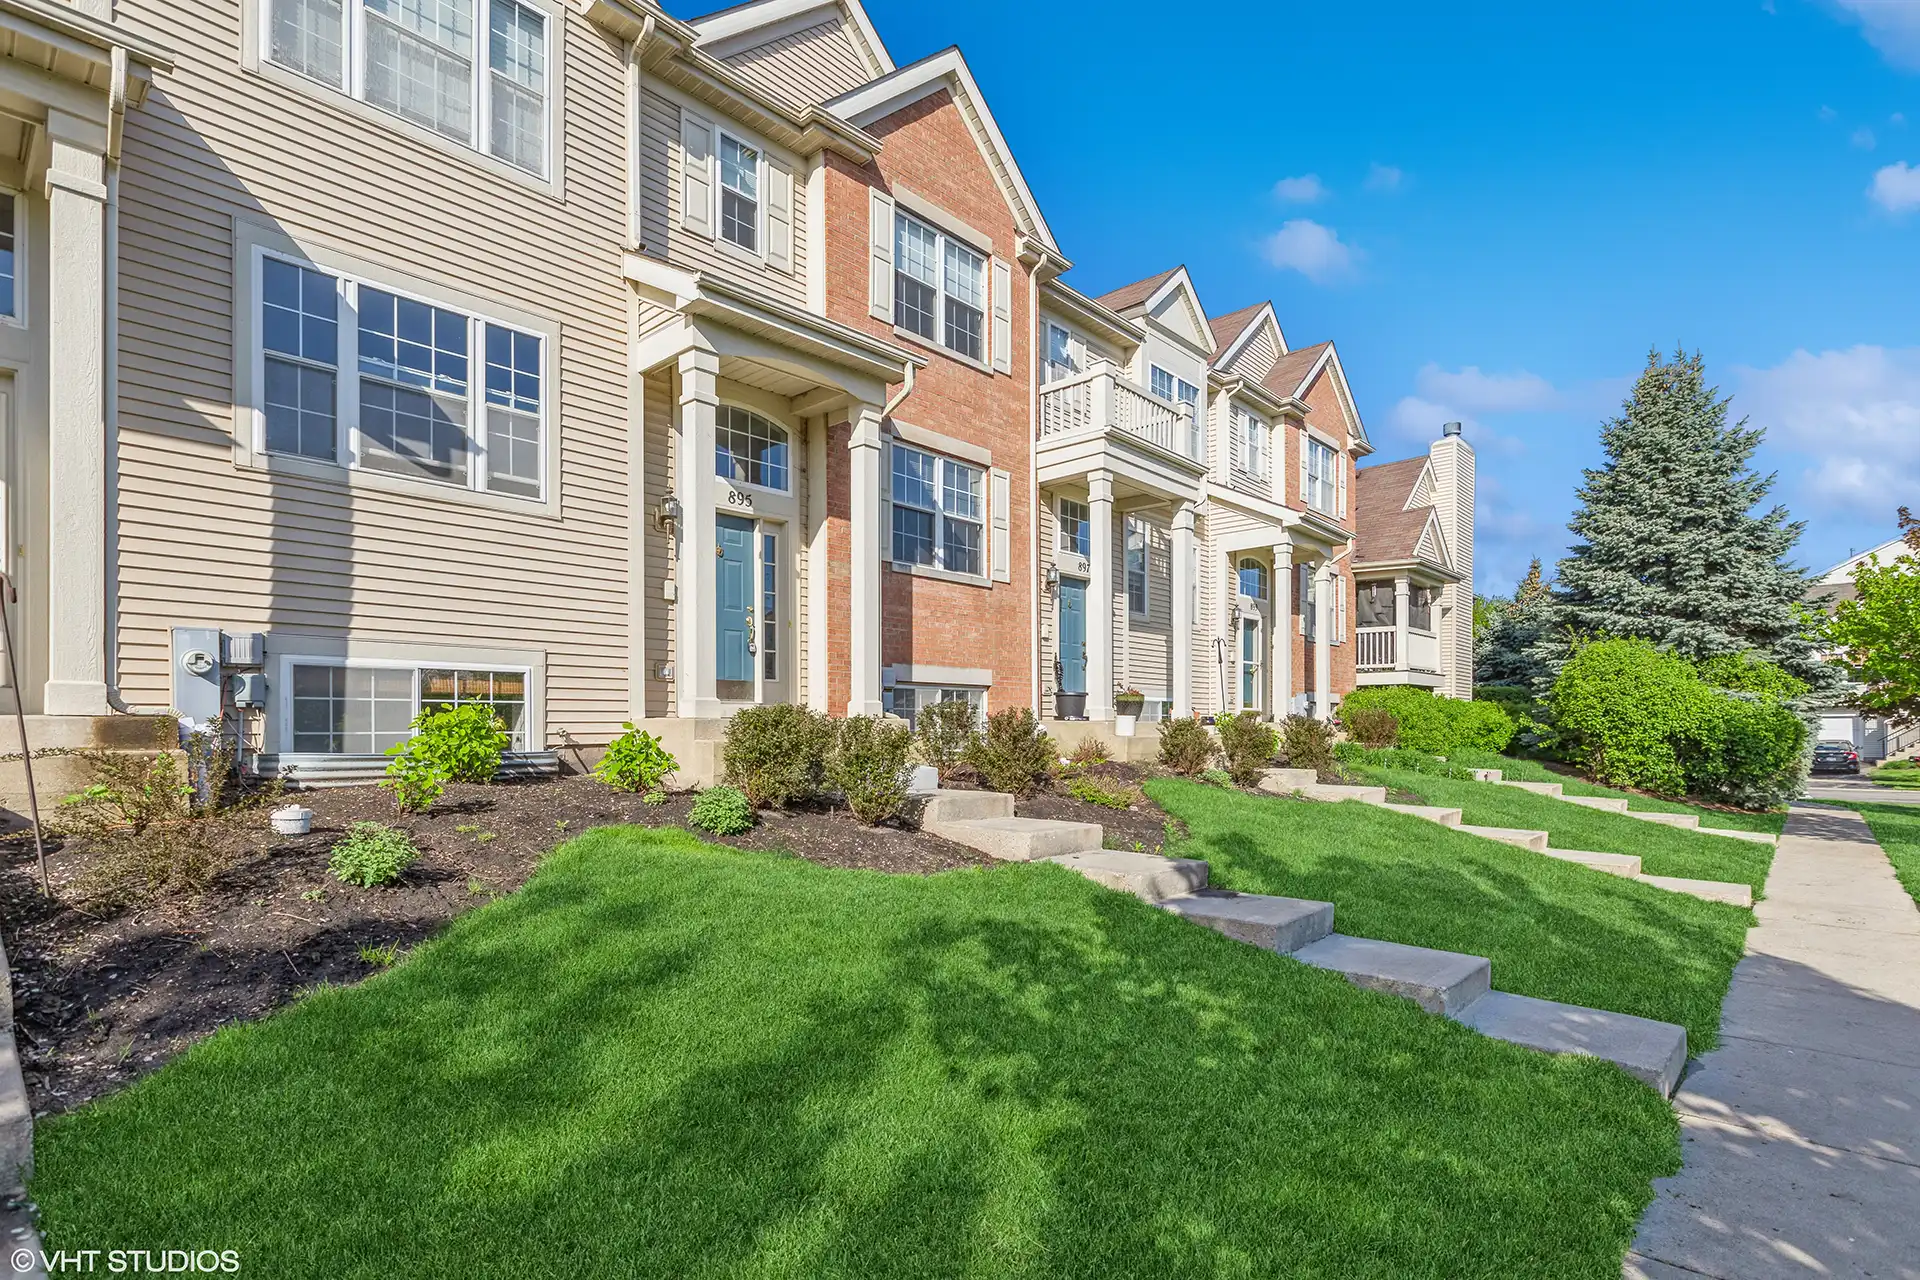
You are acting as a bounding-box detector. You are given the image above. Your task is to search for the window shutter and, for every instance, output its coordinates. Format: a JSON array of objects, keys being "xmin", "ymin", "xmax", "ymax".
[
  {"xmin": 1298, "ymin": 428, "xmax": 1309, "ymax": 506},
  {"xmin": 990, "ymin": 467, "xmax": 1012, "ymax": 582},
  {"xmin": 991, "ymin": 257, "xmax": 1013, "ymax": 374},
  {"xmin": 1298, "ymin": 565, "xmax": 1309, "ymax": 635},
  {"xmin": 1337, "ymin": 574, "xmax": 1349, "ymax": 643},
  {"xmin": 1337, "ymin": 453, "xmax": 1348, "ymax": 518},
  {"xmin": 679, "ymin": 110, "xmax": 714, "ymax": 237},
  {"xmin": 869, "ymin": 189, "xmax": 896, "ymax": 321},
  {"xmin": 766, "ymin": 157, "xmax": 794, "ymax": 273}
]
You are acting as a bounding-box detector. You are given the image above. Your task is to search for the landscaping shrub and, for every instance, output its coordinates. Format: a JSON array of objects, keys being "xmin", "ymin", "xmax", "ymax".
[
  {"xmin": 688, "ymin": 785, "xmax": 755, "ymax": 836},
  {"xmin": 71, "ymin": 824, "xmax": 225, "ymax": 911},
  {"xmin": 328, "ymin": 823, "xmax": 420, "ymax": 888},
  {"xmin": 1474, "ymin": 685, "xmax": 1559, "ymax": 753},
  {"xmin": 1062, "ymin": 774, "xmax": 1141, "ymax": 810},
  {"xmin": 1679, "ymin": 692, "xmax": 1809, "ymax": 811},
  {"xmin": 1346, "ymin": 707, "xmax": 1400, "ymax": 749},
  {"xmin": 401, "ymin": 703, "xmax": 512, "ymax": 784},
  {"xmin": 965, "ymin": 708, "xmax": 1054, "ymax": 796},
  {"xmin": 1065, "ymin": 737, "xmax": 1111, "ymax": 767},
  {"xmin": 825, "ymin": 716, "xmax": 914, "ymax": 826},
  {"xmin": 913, "ymin": 699, "xmax": 979, "ymax": 784},
  {"xmin": 1339, "ymin": 687, "xmax": 1515, "ymax": 754},
  {"xmin": 1278, "ymin": 716, "xmax": 1338, "ymax": 779},
  {"xmin": 595, "ymin": 724, "xmax": 679, "ymax": 794},
  {"xmin": 381, "ymin": 752, "xmax": 447, "ymax": 815},
  {"xmin": 1201, "ymin": 768, "xmax": 1235, "ymax": 788},
  {"xmin": 1214, "ymin": 712, "xmax": 1278, "ymax": 788},
  {"xmin": 54, "ymin": 751, "xmax": 193, "ymax": 838},
  {"xmin": 722, "ymin": 705, "xmax": 829, "ymax": 808},
  {"xmin": 1157, "ymin": 717, "xmax": 1216, "ymax": 776}
]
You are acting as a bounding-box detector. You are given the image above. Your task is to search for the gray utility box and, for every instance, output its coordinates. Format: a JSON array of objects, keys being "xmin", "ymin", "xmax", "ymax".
[
  {"xmin": 172, "ymin": 627, "xmax": 224, "ymax": 725},
  {"xmin": 230, "ymin": 671, "xmax": 269, "ymax": 709},
  {"xmin": 222, "ymin": 631, "xmax": 267, "ymax": 667}
]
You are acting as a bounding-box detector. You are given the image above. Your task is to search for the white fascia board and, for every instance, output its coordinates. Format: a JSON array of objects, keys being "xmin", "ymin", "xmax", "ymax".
[
  {"xmin": 1138, "ymin": 267, "xmax": 1215, "ymax": 355},
  {"xmin": 691, "ymin": 0, "xmax": 894, "ymax": 75}
]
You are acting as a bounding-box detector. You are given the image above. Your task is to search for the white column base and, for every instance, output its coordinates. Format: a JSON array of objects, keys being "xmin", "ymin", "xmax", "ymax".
[{"xmin": 42, "ymin": 680, "xmax": 110, "ymax": 716}]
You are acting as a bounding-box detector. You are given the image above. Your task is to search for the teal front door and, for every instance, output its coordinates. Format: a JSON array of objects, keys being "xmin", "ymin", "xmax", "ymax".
[
  {"xmin": 1058, "ymin": 578, "xmax": 1087, "ymax": 694},
  {"xmin": 716, "ymin": 515, "xmax": 755, "ymax": 686}
]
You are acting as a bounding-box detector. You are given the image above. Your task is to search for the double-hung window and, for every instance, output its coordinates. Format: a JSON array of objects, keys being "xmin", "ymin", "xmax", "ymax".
[
  {"xmin": 1239, "ymin": 409, "xmax": 1267, "ymax": 475},
  {"xmin": 1125, "ymin": 517, "xmax": 1148, "ymax": 616},
  {"xmin": 287, "ymin": 663, "xmax": 529, "ymax": 754},
  {"xmin": 1306, "ymin": 436, "xmax": 1339, "ymax": 513},
  {"xmin": 264, "ymin": 0, "xmax": 551, "ymax": 177},
  {"xmin": 1150, "ymin": 364, "xmax": 1200, "ymax": 416},
  {"xmin": 719, "ymin": 133, "xmax": 760, "ymax": 253},
  {"xmin": 1057, "ymin": 498, "xmax": 1090, "ymax": 560},
  {"xmin": 255, "ymin": 251, "xmax": 548, "ymax": 501},
  {"xmin": 1045, "ymin": 323, "xmax": 1080, "ymax": 384},
  {"xmin": 891, "ymin": 443, "xmax": 984, "ymax": 576},
  {"xmin": 893, "ymin": 211, "xmax": 986, "ymax": 362}
]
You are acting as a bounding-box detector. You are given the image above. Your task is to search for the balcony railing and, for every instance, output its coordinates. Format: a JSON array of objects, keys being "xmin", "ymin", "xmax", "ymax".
[
  {"xmin": 1039, "ymin": 361, "xmax": 1204, "ymax": 463},
  {"xmin": 1357, "ymin": 626, "xmax": 1442, "ymax": 674},
  {"xmin": 1357, "ymin": 627, "xmax": 1395, "ymax": 670}
]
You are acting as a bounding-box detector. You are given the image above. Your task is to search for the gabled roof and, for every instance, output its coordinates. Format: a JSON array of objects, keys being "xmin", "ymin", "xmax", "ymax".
[
  {"xmin": 1262, "ymin": 340, "xmax": 1373, "ymax": 454},
  {"xmin": 1261, "ymin": 341, "xmax": 1330, "ymax": 400},
  {"xmin": 1819, "ymin": 536, "xmax": 1911, "ymax": 584},
  {"xmin": 1209, "ymin": 301, "xmax": 1288, "ymax": 377},
  {"xmin": 825, "ymin": 47, "xmax": 1057, "ymax": 253},
  {"xmin": 691, "ymin": 0, "xmax": 894, "ymax": 78},
  {"xmin": 1097, "ymin": 267, "xmax": 1182, "ymax": 313},
  {"xmin": 1353, "ymin": 457, "xmax": 1451, "ymax": 571},
  {"xmin": 1208, "ymin": 302, "xmax": 1267, "ymax": 356},
  {"xmin": 1095, "ymin": 266, "xmax": 1214, "ymax": 355}
]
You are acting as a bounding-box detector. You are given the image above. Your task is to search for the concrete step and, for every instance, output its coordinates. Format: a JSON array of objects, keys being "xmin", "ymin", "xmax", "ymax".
[
  {"xmin": 1546, "ymin": 849, "xmax": 1643, "ymax": 877},
  {"xmin": 1701, "ymin": 827, "xmax": 1777, "ymax": 846},
  {"xmin": 921, "ymin": 789, "xmax": 1015, "ymax": 826},
  {"xmin": 1471, "ymin": 768, "xmax": 1503, "ymax": 782},
  {"xmin": 1450, "ymin": 991, "xmax": 1688, "ymax": 1097},
  {"xmin": 1458, "ymin": 824, "xmax": 1550, "ymax": 852},
  {"xmin": 0, "ymin": 713, "xmax": 176, "ymax": 756},
  {"xmin": 1160, "ymin": 890, "xmax": 1335, "ymax": 953},
  {"xmin": 1379, "ymin": 803, "xmax": 1463, "ymax": 827},
  {"xmin": 1624, "ymin": 810, "xmax": 1700, "ymax": 831},
  {"xmin": 1498, "ymin": 779, "xmax": 1565, "ymax": 799},
  {"xmin": 1641, "ymin": 875, "xmax": 1754, "ymax": 908},
  {"xmin": 1298, "ymin": 783, "xmax": 1389, "ymax": 804},
  {"xmin": 1292, "ymin": 934, "xmax": 1492, "ymax": 1015},
  {"xmin": 1048, "ymin": 850, "xmax": 1207, "ymax": 902},
  {"xmin": 1562, "ymin": 794, "xmax": 1631, "ymax": 813},
  {"xmin": 1257, "ymin": 767, "xmax": 1319, "ymax": 793},
  {"xmin": 933, "ymin": 816, "xmax": 1102, "ymax": 862}
]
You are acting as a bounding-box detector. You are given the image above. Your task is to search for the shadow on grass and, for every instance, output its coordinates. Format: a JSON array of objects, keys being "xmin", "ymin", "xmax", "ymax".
[{"xmin": 34, "ymin": 830, "xmax": 1679, "ymax": 1280}]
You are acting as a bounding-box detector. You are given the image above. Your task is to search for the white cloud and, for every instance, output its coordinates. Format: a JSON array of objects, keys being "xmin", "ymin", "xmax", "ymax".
[
  {"xmin": 1261, "ymin": 219, "xmax": 1358, "ymax": 283},
  {"xmin": 1829, "ymin": 0, "xmax": 1920, "ymax": 71},
  {"xmin": 1364, "ymin": 163, "xmax": 1405, "ymax": 193},
  {"xmin": 1272, "ymin": 174, "xmax": 1327, "ymax": 203},
  {"xmin": 1869, "ymin": 160, "xmax": 1920, "ymax": 211},
  {"xmin": 1853, "ymin": 126, "xmax": 1879, "ymax": 149},
  {"xmin": 1736, "ymin": 346, "xmax": 1920, "ymax": 514},
  {"xmin": 1895, "ymin": 111, "xmax": 1909, "ymax": 126},
  {"xmin": 1414, "ymin": 365, "xmax": 1561, "ymax": 415}
]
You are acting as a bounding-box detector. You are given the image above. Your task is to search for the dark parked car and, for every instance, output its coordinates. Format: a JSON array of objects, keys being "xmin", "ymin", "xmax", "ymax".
[{"xmin": 1812, "ymin": 739, "xmax": 1861, "ymax": 774}]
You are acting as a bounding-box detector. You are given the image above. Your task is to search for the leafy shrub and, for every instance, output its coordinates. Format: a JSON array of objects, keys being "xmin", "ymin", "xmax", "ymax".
[
  {"xmin": 1334, "ymin": 743, "xmax": 1483, "ymax": 781},
  {"xmin": 1339, "ymin": 687, "xmax": 1516, "ymax": 755},
  {"xmin": 689, "ymin": 785, "xmax": 755, "ymax": 835},
  {"xmin": 71, "ymin": 824, "xmax": 226, "ymax": 911},
  {"xmin": 1214, "ymin": 712, "xmax": 1279, "ymax": 788},
  {"xmin": 596, "ymin": 723, "xmax": 679, "ymax": 793},
  {"xmin": 1279, "ymin": 715, "xmax": 1339, "ymax": 779},
  {"xmin": 1679, "ymin": 692, "xmax": 1809, "ymax": 810},
  {"xmin": 1066, "ymin": 737, "xmax": 1111, "ymax": 767},
  {"xmin": 825, "ymin": 716, "xmax": 914, "ymax": 825},
  {"xmin": 965, "ymin": 708, "xmax": 1055, "ymax": 796},
  {"xmin": 723, "ymin": 705, "xmax": 829, "ymax": 808},
  {"xmin": 1346, "ymin": 707, "xmax": 1400, "ymax": 749},
  {"xmin": 381, "ymin": 751, "xmax": 448, "ymax": 815},
  {"xmin": 329, "ymin": 822, "xmax": 420, "ymax": 888},
  {"xmin": 392, "ymin": 703, "xmax": 511, "ymax": 786},
  {"xmin": 1062, "ymin": 774, "xmax": 1141, "ymax": 810},
  {"xmin": 54, "ymin": 750, "xmax": 193, "ymax": 837},
  {"xmin": 1157, "ymin": 717, "xmax": 1216, "ymax": 776},
  {"xmin": 1698, "ymin": 652, "xmax": 1811, "ymax": 701},
  {"xmin": 914, "ymin": 699, "xmax": 979, "ymax": 785},
  {"xmin": 1201, "ymin": 768, "xmax": 1235, "ymax": 788},
  {"xmin": 1474, "ymin": 685, "xmax": 1558, "ymax": 753},
  {"xmin": 641, "ymin": 788, "xmax": 668, "ymax": 807}
]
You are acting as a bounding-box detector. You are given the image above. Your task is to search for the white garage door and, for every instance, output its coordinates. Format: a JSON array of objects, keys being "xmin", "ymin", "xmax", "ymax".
[{"xmin": 1819, "ymin": 714, "xmax": 1862, "ymax": 747}]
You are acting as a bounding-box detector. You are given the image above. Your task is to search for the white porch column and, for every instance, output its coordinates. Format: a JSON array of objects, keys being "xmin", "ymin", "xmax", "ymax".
[
  {"xmin": 1271, "ymin": 540, "xmax": 1293, "ymax": 718},
  {"xmin": 846, "ymin": 405, "xmax": 884, "ymax": 717},
  {"xmin": 43, "ymin": 115, "xmax": 111, "ymax": 715},
  {"xmin": 1171, "ymin": 501, "xmax": 1195, "ymax": 717},
  {"xmin": 674, "ymin": 348, "xmax": 719, "ymax": 719},
  {"xmin": 1313, "ymin": 560, "xmax": 1334, "ymax": 722},
  {"xmin": 805, "ymin": 416, "xmax": 830, "ymax": 714},
  {"xmin": 1393, "ymin": 574, "xmax": 1411, "ymax": 674},
  {"xmin": 1086, "ymin": 469, "xmax": 1115, "ymax": 722}
]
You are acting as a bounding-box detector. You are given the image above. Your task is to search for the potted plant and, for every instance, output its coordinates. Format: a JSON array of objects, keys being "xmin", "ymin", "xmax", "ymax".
[{"xmin": 1114, "ymin": 686, "xmax": 1146, "ymax": 736}]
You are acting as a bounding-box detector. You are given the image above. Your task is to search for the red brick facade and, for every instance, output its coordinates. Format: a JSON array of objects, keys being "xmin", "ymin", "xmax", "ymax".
[{"xmin": 1290, "ymin": 365, "xmax": 1359, "ymax": 705}]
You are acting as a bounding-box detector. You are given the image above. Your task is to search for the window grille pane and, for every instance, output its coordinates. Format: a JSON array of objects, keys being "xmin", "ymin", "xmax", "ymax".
[
  {"xmin": 944, "ymin": 298, "xmax": 982, "ymax": 360},
  {"xmin": 1239, "ymin": 560, "xmax": 1268, "ymax": 599},
  {"xmin": 1048, "ymin": 326, "xmax": 1072, "ymax": 370},
  {"xmin": 264, "ymin": 360, "xmax": 338, "ymax": 460},
  {"xmin": 720, "ymin": 137, "xmax": 758, "ymax": 199},
  {"xmin": 940, "ymin": 461, "xmax": 982, "ymax": 521},
  {"xmin": 943, "ymin": 518, "xmax": 982, "ymax": 576},
  {"xmin": 893, "ymin": 216, "xmax": 938, "ymax": 338},
  {"xmin": 1150, "ymin": 367, "xmax": 1174, "ymax": 401},
  {"xmin": 890, "ymin": 445, "xmax": 935, "ymax": 510},
  {"xmin": 263, "ymin": 259, "xmax": 338, "ymax": 364},
  {"xmin": 360, "ymin": 381, "xmax": 472, "ymax": 485},
  {"xmin": 896, "ymin": 216, "xmax": 938, "ymax": 286},
  {"xmin": 1058, "ymin": 499, "xmax": 1089, "ymax": 558},
  {"xmin": 269, "ymin": 0, "xmax": 346, "ymax": 87},
  {"xmin": 762, "ymin": 533, "xmax": 778, "ymax": 682},
  {"xmin": 359, "ymin": 288, "xmax": 469, "ymax": 394},
  {"xmin": 944, "ymin": 241, "xmax": 984, "ymax": 308},
  {"xmin": 892, "ymin": 505, "xmax": 935, "ymax": 566},
  {"xmin": 481, "ymin": 323, "xmax": 542, "ymax": 496},
  {"xmin": 487, "ymin": 0, "xmax": 544, "ymax": 172},
  {"xmin": 894, "ymin": 275, "xmax": 936, "ymax": 340},
  {"xmin": 365, "ymin": 0, "xmax": 475, "ymax": 143},
  {"xmin": 1126, "ymin": 520, "xmax": 1148, "ymax": 614},
  {"xmin": 714, "ymin": 406, "xmax": 790, "ymax": 491},
  {"xmin": 420, "ymin": 668, "xmax": 527, "ymax": 749}
]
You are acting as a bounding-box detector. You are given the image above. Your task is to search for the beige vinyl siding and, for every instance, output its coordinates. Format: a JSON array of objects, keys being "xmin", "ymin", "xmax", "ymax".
[
  {"xmin": 638, "ymin": 83, "xmax": 808, "ymax": 310},
  {"xmin": 111, "ymin": 0, "xmax": 634, "ymax": 741},
  {"xmin": 722, "ymin": 20, "xmax": 872, "ymax": 105},
  {"xmin": 1191, "ymin": 510, "xmax": 1220, "ymax": 717},
  {"xmin": 1119, "ymin": 511, "xmax": 1172, "ymax": 700},
  {"xmin": 643, "ymin": 367, "xmax": 675, "ymax": 718},
  {"xmin": 1036, "ymin": 492, "xmax": 1058, "ymax": 717},
  {"xmin": 1232, "ymin": 323, "xmax": 1280, "ymax": 381}
]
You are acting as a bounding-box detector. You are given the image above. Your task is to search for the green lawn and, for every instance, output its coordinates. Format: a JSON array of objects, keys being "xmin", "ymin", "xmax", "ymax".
[
  {"xmin": 1867, "ymin": 762, "xmax": 1920, "ymax": 790},
  {"xmin": 1149, "ymin": 780, "xmax": 1753, "ymax": 1049},
  {"xmin": 1843, "ymin": 802, "xmax": 1920, "ymax": 908},
  {"xmin": 1351, "ymin": 765, "xmax": 1777, "ymax": 894},
  {"xmin": 1442, "ymin": 750, "xmax": 1787, "ymax": 835},
  {"xmin": 34, "ymin": 827, "xmax": 1679, "ymax": 1280}
]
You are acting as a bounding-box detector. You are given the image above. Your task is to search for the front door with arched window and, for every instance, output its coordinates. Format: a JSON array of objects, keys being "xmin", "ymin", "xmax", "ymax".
[{"xmin": 1237, "ymin": 558, "xmax": 1270, "ymax": 714}]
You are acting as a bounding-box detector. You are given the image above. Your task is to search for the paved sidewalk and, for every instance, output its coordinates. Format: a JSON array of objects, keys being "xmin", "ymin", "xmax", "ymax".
[
  {"xmin": 1804, "ymin": 774, "xmax": 1920, "ymax": 806},
  {"xmin": 1627, "ymin": 807, "xmax": 1920, "ymax": 1279}
]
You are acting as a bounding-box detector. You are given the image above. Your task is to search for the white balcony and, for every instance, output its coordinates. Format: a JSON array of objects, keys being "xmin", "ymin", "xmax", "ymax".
[
  {"xmin": 1355, "ymin": 625, "xmax": 1444, "ymax": 689},
  {"xmin": 1038, "ymin": 360, "xmax": 1206, "ymax": 497}
]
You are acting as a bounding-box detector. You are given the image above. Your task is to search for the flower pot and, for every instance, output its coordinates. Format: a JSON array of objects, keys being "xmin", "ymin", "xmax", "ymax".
[
  {"xmin": 1056, "ymin": 691, "xmax": 1088, "ymax": 721},
  {"xmin": 270, "ymin": 805, "xmax": 313, "ymax": 837},
  {"xmin": 1114, "ymin": 714, "xmax": 1137, "ymax": 737}
]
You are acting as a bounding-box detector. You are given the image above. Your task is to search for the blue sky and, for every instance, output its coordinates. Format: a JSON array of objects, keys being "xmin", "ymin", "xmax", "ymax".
[{"xmin": 676, "ymin": 0, "xmax": 1920, "ymax": 594}]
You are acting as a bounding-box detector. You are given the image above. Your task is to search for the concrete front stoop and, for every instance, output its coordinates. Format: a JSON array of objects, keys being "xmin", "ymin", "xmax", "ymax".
[{"xmin": 0, "ymin": 713, "xmax": 181, "ymax": 823}]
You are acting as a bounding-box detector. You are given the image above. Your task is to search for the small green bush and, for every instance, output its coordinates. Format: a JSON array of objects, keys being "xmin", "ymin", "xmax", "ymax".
[
  {"xmin": 965, "ymin": 708, "xmax": 1055, "ymax": 796},
  {"xmin": 689, "ymin": 785, "xmax": 755, "ymax": 835},
  {"xmin": 398, "ymin": 703, "xmax": 511, "ymax": 784},
  {"xmin": 1062, "ymin": 774, "xmax": 1141, "ymax": 810},
  {"xmin": 596, "ymin": 723, "xmax": 679, "ymax": 794},
  {"xmin": 723, "ymin": 705, "xmax": 829, "ymax": 808},
  {"xmin": 1158, "ymin": 717, "xmax": 1216, "ymax": 776},
  {"xmin": 1279, "ymin": 715, "xmax": 1338, "ymax": 778},
  {"xmin": 1339, "ymin": 687, "xmax": 1515, "ymax": 755},
  {"xmin": 1346, "ymin": 707, "xmax": 1400, "ymax": 749},
  {"xmin": 329, "ymin": 823, "xmax": 420, "ymax": 888},
  {"xmin": 914, "ymin": 699, "xmax": 979, "ymax": 784},
  {"xmin": 1214, "ymin": 712, "xmax": 1279, "ymax": 788},
  {"xmin": 1066, "ymin": 737, "xmax": 1111, "ymax": 767},
  {"xmin": 1201, "ymin": 768, "xmax": 1235, "ymax": 788},
  {"xmin": 825, "ymin": 716, "xmax": 914, "ymax": 826},
  {"xmin": 381, "ymin": 751, "xmax": 448, "ymax": 815}
]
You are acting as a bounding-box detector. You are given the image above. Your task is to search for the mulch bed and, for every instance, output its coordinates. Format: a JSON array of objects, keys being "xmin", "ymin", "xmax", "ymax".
[{"xmin": 0, "ymin": 774, "xmax": 992, "ymax": 1118}]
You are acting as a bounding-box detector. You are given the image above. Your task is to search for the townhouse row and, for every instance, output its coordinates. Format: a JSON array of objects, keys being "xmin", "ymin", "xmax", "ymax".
[{"xmin": 0, "ymin": 0, "xmax": 1472, "ymax": 787}]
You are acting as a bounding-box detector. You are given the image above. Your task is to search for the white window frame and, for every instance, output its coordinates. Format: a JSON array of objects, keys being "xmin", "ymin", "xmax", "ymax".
[
  {"xmin": 247, "ymin": 244, "xmax": 552, "ymax": 505},
  {"xmin": 1238, "ymin": 557, "xmax": 1269, "ymax": 601},
  {"xmin": 0, "ymin": 189, "xmax": 24, "ymax": 327},
  {"xmin": 714, "ymin": 402, "xmax": 791, "ymax": 494},
  {"xmin": 256, "ymin": 0, "xmax": 555, "ymax": 181},
  {"xmin": 885, "ymin": 683, "xmax": 986, "ymax": 726},
  {"xmin": 893, "ymin": 209, "xmax": 987, "ymax": 365},
  {"xmin": 889, "ymin": 442, "xmax": 987, "ymax": 579},
  {"xmin": 1306, "ymin": 435, "xmax": 1339, "ymax": 514},
  {"xmin": 278, "ymin": 656, "xmax": 535, "ymax": 755},
  {"xmin": 1125, "ymin": 515, "xmax": 1149, "ymax": 618},
  {"xmin": 715, "ymin": 127, "xmax": 764, "ymax": 258},
  {"xmin": 1057, "ymin": 496, "xmax": 1090, "ymax": 560},
  {"xmin": 1149, "ymin": 364, "xmax": 1199, "ymax": 414},
  {"xmin": 1045, "ymin": 322, "xmax": 1080, "ymax": 385},
  {"xmin": 1238, "ymin": 408, "xmax": 1267, "ymax": 476}
]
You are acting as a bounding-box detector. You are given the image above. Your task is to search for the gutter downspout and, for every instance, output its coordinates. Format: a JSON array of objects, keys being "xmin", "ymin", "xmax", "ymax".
[
  {"xmin": 1027, "ymin": 260, "xmax": 1040, "ymax": 716},
  {"xmin": 625, "ymin": 15, "xmax": 655, "ymax": 251},
  {"xmin": 104, "ymin": 46, "xmax": 132, "ymax": 713},
  {"xmin": 882, "ymin": 361, "xmax": 913, "ymax": 420}
]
